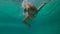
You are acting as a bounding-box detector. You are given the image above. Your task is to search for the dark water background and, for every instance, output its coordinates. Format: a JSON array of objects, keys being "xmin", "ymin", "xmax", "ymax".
[{"xmin": 0, "ymin": 0, "xmax": 60, "ymax": 34}]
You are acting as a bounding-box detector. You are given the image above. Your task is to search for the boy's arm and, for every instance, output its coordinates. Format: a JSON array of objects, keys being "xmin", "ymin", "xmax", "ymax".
[
  {"xmin": 37, "ymin": 2, "xmax": 47, "ymax": 11},
  {"xmin": 37, "ymin": 0, "xmax": 51, "ymax": 11}
]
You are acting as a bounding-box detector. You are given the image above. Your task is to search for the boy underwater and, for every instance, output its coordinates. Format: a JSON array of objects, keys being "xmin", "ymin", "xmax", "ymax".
[{"xmin": 22, "ymin": 0, "xmax": 51, "ymax": 27}]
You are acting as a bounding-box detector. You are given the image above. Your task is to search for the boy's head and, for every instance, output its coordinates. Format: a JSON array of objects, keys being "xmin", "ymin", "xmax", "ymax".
[{"xmin": 24, "ymin": 4, "xmax": 31, "ymax": 9}]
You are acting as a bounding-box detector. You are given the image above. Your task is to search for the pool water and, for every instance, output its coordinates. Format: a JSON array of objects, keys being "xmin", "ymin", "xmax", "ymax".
[{"xmin": 0, "ymin": 0, "xmax": 60, "ymax": 34}]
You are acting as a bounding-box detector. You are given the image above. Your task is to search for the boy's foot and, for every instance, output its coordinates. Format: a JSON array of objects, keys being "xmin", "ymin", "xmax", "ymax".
[{"xmin": 23, "ymin": 20, "xmax": 31, "ymax": 28}]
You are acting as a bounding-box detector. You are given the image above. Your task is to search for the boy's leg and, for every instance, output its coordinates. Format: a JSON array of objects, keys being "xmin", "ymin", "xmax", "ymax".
[{"xmin": 23, "ymin": 16, "xmax": 31, "ymax": 28}]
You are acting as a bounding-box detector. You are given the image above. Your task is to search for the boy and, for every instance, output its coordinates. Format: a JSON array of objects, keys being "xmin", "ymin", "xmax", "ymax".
[{"xmin": 23, "ymin": 0, "xmax": 51, "ymax": 27}]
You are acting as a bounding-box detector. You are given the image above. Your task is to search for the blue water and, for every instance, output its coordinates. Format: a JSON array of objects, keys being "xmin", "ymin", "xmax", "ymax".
[{"xmin": 0, "ymin": 0, "xmax": 60, "ymax": 34}]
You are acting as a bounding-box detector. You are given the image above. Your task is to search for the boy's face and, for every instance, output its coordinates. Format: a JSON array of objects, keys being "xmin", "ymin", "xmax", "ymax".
[{"xmin": 24, "ymin": 4, "xmax": 31, "ymax": 9}]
